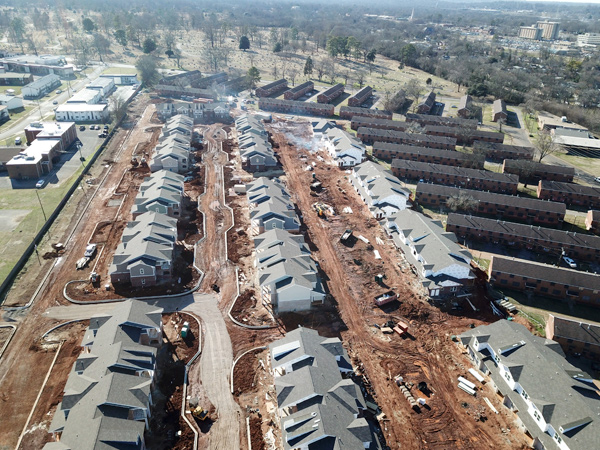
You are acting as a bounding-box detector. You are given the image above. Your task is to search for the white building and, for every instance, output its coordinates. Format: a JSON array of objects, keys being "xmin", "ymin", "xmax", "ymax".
[
  {"xmin": 577, "ymin": 33, "xmax": 600, "ymax": 46},
  {"xmin": 67, "ymin": 88, "xmax": 102, "ymax": 104},
  {"xmin": 0, "ymin": 94, "xmax": 23, "ymax": 111},
  {"xmin": 87, "ymin": 77, "xmax": 116, "ymax": 96},
  {"xmin": 460, "ymin": 320, "xmax": 600, "ymax": 450},
  {"xmin": 386, "ymin": 209, "xmax": 474, "ymax": 297},
  {"xmin": 22, "ymin": 74, "xmax": 61, "ymax": 98},
  {"xmin": 99, "ymin": 73, "xmax": 138, "ymax": 85},
  {"xmin": 350, "ymin": 161, "xmax": 411, "ymax": 218},
  {"xmin": 54, "ymin": 103, "xmax": 109, "ymax": 122},
  {"xmin": 319, "ymin": 126, "xmax": 366, "ymax": 167}
]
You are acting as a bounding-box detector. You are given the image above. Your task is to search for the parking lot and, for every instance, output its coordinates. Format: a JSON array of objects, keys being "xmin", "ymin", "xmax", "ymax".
[{"xmin": 0, "ymin": 126, "xmax": 108, "ymax": 190}]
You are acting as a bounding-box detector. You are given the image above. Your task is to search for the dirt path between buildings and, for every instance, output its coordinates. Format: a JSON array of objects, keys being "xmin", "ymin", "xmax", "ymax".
[{"xmin": 270, "ymin": 120, "xmax": 531, "ymax": 450}]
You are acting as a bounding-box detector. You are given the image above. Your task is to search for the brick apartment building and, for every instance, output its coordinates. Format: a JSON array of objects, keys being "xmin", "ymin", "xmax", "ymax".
[
  {"xmin": 340, "ymin": 106, "xmax": 393, "ymax": 121},
  {"xmin": 447, "ymin": 213, "xmax": 600, "ymax": 262},
  {"xmin": 416, "ymin": 182, "xmax": 566, "ymax": 225},
  {"xmin": 425, "ymin": 125, "xmax": 504, "ymax": 146},
  {"xmin": 537, "ymin": 180, "xmax": 600, "ymax": 209},
  {"xmin": 256, "ymin": 79, "xmax": 289, "ymax": 97},
  {"xmin": 357, "ymin": 127, "xmax": 456, "ymax": 149},
  {"xmin": 492, "ymin": 99, "xmax": 507, "ymax": 122},
  {"xmin": 473, "ymin": 141, "xmax": 535, "ymax": 161},
  {"xmin": 350, "ymin": 116, "xmax": 408, "ymax": 131},
  {"xmin": 546, "ymin": 315, "xmax": 600, "ymax": 362},
  {"xmin": 392, "ymin": 160, "xmax": 519, "ymax": 194},
  {"xmin": 317, "ymin": 83, "xmax": 345, "ymax": 103},
  {"xmin": 417, "ymin": 91, "xmax": 436, "ymax": 114},
  {"xmin": 586, "ymin": 210, "xmax": 600, "ymax": 234},
  {"xmin": 502, "ymin": 159, "xmax": 575, "ymax": 183},
  {"xmin": 373, "ymin": 142, "xmax": 484, "ymax": 168},
  {"xmin": 489, "ymin": 256, "xmax": 600, "ymax": 307},
  {"xmin": 258, "ymin": 98, "xmax": 334, "ymax": 117},
  {"xmin": 405, "ymin": 113, "xmax": 477, "ymax": 129},
  {"xmin": 284, "ymin": 81, "xmax": 314, "ymax": 100},
  {"xmin": 154, "ymin": 84, "xmax": 216, "ymax": 100},
  {"xmin": 255, "ymin": 79, "xmax": 288, "ymax": 97},
  {"xmin": 457, "ymin": 95, "xmax": 473, "ymax": 118},
  {"xmin": 347, "ymin": 86, "xmax": 373, "ymax": 107}
]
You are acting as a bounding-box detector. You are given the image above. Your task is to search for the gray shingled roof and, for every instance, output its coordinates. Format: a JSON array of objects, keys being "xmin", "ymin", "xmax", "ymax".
[
  {"xmin": 386, "ymin": 209, "xmax": 473, "ymax": 280},
  {"xmin": 416, "ymin": 182, "xmax": 566, "ymax": 214},
  {"xmin": 550, "ymin": 315, "xmax": 600, "ymax": 347},
  {"xmin": 268, "ymin": 328, "xmax": 378, "ymax": 450},
  {"xmin": 460, "ymin": 320, "xmax": 600, "ymax": 450},
  {"xmin": 448, "ymin": 214, "xmax": 600, "ymax": 253},
  {"xmin": 351, "ymin": 161, "xmax": 411, "ymax": 215}
]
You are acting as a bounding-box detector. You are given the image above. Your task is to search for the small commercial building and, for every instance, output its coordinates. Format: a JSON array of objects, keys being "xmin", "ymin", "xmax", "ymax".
[
  {"xmin": 99, "ymin": 73, "xmax": 138, "ymax": 85},
  {"xmin": 54, "ymin": 103, "xmax": 109, "ymax": 122},
  {"xmin": 86, "ymin": 76, "xmax": 116, "ymax": 96}
]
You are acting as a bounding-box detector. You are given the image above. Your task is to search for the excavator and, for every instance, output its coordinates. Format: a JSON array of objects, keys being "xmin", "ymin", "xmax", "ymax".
[{"xmin": 191, "ymin": 406, "xmax": 208, "ymax": 421}]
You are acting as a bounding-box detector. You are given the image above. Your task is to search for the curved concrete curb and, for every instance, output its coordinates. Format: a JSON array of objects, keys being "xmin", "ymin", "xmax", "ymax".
[
  {"xmin": 180, "ymin": 312, "xmax": 203, "ymax": 450},
  {"xmin": 230, "ymin": 345, "xmax": 267, "ymax": 394},
  {"xmin": 0, "ymin": 324, "xmax": 17, "ymax": 360},
  {"xmin": 41, "ymin": 319, "xmax": 85, "ymax": 340},
  {"xmin": 227, "ymin": 267, "xmax": 277, "ymax": 330},
  {"xmin": 219, "ymin": 140, "xmax": 276, "ymax": 331}
]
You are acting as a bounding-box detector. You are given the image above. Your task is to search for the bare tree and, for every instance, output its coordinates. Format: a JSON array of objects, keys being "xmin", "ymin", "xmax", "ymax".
[
  {"xmin": 405, "ymin": 79, "xmax": 425, "ymax": 113},
  {"xmin": 508, "ymin": 159, "xmax": 537, "ymax": 187},
  {"xmin": 315, "ymin": 59, "xmax": 325, "ymax": 82},
  {"xmin": 535, "ymin": 130, "xmax": 560, "ymax": 162},
  {"xmin": 288, "ymin": 68, "xmax": 299, "ymax": 86},
  {"xmin": 446, "ymin": 192, "xmax": 479, "ymax": 213},
  {"xmin": 355, "ymin": 70, "xmax": 366, "ymax": 89}
]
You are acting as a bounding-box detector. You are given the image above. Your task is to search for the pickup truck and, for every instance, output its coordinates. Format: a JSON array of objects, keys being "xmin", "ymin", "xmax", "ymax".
[
  {"xmin": 84, "ymin": 243, "xmax": 97, "ymax": 258},
  {"xmin": 76, "ymin": 257, "xmax": 90, "ymax": 270}
]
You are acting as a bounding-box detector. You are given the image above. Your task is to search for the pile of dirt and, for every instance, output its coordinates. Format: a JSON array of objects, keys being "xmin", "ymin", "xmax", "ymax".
[{"xmin": 249, "ymin": 414, "xmax": 266, "ymax": 450}]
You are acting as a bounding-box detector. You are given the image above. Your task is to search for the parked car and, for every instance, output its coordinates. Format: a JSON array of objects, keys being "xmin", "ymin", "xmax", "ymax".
[
  {"xmin": 15, "ymin": 137, "xmax": 21, "ymax": 145},
  {"xmin": 56, "ymin": 89, "xmax": 62, "ymax": 94},
  {"xmin": 562, "ymin": 256, "xmax": 577, "ymax": 268},
  {"xmin": 35, "ymin": 179, "xmax": 45, "ymax": 188},
  {"xmin": 84, "ymin": 243, "xmax": 97, "ymax": 258},
  {"xmin": 52, "ymin": 100, "xmax": 58, "ymax": 105},
  {"xmin": 79, "ymin": 125, "xmax": 86, "ymax": 131},
  {"xmin": 595, "ymin": 176, "xmax": 600, "ymax": 184}
]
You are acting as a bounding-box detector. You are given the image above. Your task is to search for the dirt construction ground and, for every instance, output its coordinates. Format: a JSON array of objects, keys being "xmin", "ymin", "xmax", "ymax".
[
  {"xmin": 0, "ymin": 95, "xmax": 171, "ymax": 449},
  {"xmin": 267, "ymin": 119, "xmax": 531, "ymax": 450}
]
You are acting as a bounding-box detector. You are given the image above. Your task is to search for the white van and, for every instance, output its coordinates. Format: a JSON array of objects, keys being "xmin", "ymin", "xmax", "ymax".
[{"xmin": 15, "ymin": 137, "xmax": 21, "ymax": 145}]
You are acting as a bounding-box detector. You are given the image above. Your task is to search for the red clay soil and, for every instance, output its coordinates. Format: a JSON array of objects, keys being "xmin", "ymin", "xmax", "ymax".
[
  {"xmin": 17, "ymin": 321, "xmax": 89, "ymax": 450},
  {"xmin": 146, "ymin": 313, "xmax": 200, "ymax": 450},
  {"xmin": 232, "ymin": 348, "xmax": 263, "ymax": 396},
  {"xmin": 268, "ymin": 120, "xmax": 532, "ymax": 450},
  {"xmin": 249, "ymin": 415, "xmax": 266, "ymax": 450}
]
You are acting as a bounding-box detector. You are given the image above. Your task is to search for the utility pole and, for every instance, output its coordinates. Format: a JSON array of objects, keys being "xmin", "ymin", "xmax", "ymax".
[{"xmin": 35, "ymin": 189, "xmax": 47, "ymax": 222}]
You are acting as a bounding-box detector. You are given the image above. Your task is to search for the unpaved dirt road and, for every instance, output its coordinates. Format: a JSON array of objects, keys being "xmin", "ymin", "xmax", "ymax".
[
  {"xmin": 187, "ymin": 126, "xmax": 242, "ymax": 449},
  {"xmin": 270, "ymin": 121, "xmax": 530, "ymax": 450}
]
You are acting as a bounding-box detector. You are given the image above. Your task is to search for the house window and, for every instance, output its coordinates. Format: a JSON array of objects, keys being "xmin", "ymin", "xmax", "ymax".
[
  {"xmin": 141, "ymin": 279, "xmax": 146, "ymax": 285},
  {"xmin": 140, "ymin": 268, "xmax": 145, "ymax": 275}
]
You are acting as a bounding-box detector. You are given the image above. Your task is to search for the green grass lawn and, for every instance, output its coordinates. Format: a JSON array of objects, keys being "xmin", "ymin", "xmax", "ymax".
[
  {"xmin": 500, "ymin": 288, "xmax": 600, "ymax": 329},
  {"xmin": 0, "ymin": 86, "xmax": 22, "ymax": 96},
  {"xmin": 0, "ymin": 166, "xmax": 85, "ymax": 285},
  {"xmin": 0, "ymin": 106, "xmax": 35, "ymax": 134}
]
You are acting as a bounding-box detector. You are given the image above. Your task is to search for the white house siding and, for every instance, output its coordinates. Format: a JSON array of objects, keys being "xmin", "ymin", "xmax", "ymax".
[{"xmin": 275, "ymin": 285, "xmax": 314, "ymax": 312}]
